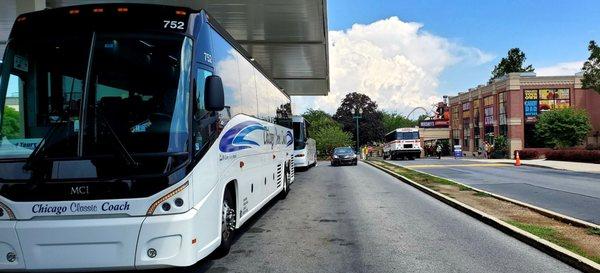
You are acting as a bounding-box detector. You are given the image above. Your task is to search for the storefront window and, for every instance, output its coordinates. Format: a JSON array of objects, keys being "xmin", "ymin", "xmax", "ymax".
[
  {"xmin": 463, "ymin": 118, "xmax": 470, "ymax": 150},
  {"xmin": 523, "ymin": 89, "xmax": 570, "ymax": 147},
  {"xmin": 483, "ymin": 95, "xmax": 494, "ymax": 142},
  {"xmin": 498, "ymin": 92, "xmax": 507, "ymax": 136},
  {"xmin": 451, "ymin": 105, "xmax": 460, "ymax": 146},
  {"xmin": 452, "ymin": 129, "xmax": 460, "ymax": 146},
  {"xmin": 473, "ymin": 99, "xmax": 480, "ymax": 149}
]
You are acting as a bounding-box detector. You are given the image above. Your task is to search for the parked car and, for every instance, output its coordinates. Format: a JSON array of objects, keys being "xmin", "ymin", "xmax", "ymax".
[{"xmin": 331, "ymin": 147, "xmax": 358, "ymax": 166}]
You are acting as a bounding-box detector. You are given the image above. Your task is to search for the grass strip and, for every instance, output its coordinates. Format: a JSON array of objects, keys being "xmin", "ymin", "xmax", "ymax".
[
  {"xmin": 507, "ymin": 221, "xmax": 600, "ymax": 264},
  {"xmin": 588, "ymin": 227, "xmax": 600, "ymax": 236},
  {"xmin": 368, "ymin": 159, "xmax": 600, "ymax": 265}
]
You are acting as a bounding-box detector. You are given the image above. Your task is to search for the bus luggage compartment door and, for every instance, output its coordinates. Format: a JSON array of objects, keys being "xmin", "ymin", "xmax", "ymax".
[{"xmin": 15, "ymin": 217, "xmax": 143, "ymax": 271}]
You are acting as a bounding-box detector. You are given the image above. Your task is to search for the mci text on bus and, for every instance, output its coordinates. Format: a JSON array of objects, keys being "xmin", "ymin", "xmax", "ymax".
[{"xmin": 0, "ymin": 4, "xmax": 295, "ymax": 271}]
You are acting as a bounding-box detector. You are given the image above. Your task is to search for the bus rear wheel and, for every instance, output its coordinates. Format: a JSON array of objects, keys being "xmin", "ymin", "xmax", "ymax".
[
  {"xmin": 279, "ymin": 168, "xmax": 290, "ymax": 199},
  {"xmin": 214, "ymin": 190, "xmax": 236, "ymax": 257}
]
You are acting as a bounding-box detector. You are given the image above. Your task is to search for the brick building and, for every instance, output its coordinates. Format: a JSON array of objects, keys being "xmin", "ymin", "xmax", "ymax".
[{"xmin": 448, "ymin": 72, "xmax": 600, "ymax": 157}]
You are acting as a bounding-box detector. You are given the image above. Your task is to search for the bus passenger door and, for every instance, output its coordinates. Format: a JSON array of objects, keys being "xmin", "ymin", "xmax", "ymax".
[{"xmin": 191, "ymin": 68, "xmax": 220, "ymax": 205}]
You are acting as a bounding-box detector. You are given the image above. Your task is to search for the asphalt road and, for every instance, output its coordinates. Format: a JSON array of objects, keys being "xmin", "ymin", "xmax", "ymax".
[
  {"xmin": 385, "ymin": 157, "xmax": 600, "ymax": 224},
  {"xmin": 153, "ymin": 161, "xmax": 575, "ymax": 273}
]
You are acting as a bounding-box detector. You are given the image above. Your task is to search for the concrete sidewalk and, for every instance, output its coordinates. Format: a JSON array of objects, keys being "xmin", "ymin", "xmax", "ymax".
[{"xmin": 465, "ymin": 158, "xmax": 600, "ymax": 173}]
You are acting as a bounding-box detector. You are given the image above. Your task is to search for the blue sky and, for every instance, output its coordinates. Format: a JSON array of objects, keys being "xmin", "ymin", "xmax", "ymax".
[
  {"xmin": 327, "ymin": 0, "xmax": 600, "ymax": 95},
  {"xmin": 293, "ymin": 0, "xmax": 600, "ymax": 114}
]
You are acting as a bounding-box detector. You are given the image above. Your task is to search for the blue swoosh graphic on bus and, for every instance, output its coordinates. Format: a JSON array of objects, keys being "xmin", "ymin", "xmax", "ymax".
[
  {"xmin": 286, "ymin": 131, "xmax": 293, "ymax": 146},
  {"xmin": 219, "ymin": 121, "xmax": 267, "ymax": 152}
]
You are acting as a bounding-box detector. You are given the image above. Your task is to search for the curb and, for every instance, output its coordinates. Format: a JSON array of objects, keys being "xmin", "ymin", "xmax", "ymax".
[{"xmin": 364, "ymin": 160, "xmax": 600, "ymax": 273}]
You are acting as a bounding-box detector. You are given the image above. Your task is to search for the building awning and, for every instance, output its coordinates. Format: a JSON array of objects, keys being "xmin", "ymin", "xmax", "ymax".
[{"xmin": 45, "ymin": 0, "xmax": 330, "ymax": 96}]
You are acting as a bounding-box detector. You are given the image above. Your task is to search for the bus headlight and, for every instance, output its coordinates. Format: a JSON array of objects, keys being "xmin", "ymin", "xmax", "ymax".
[
  {"xmin": 147, "ymin": 181, "xmax": 190, "ymax": 216},
  {"xmin": 0, "ymin": 202, "xmax": 15, "ymax": 220}
]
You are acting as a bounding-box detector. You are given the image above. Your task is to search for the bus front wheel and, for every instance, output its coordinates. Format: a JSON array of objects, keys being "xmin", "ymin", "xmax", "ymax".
[{"xmin": 214, "ymin": 190, "xmax": 236, "ymax": 257}]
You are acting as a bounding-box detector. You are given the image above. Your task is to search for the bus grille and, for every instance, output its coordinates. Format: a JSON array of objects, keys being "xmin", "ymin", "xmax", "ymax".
[{"xmin": 404, "ymin": 144, "xmax": 413, "ymax": 149}]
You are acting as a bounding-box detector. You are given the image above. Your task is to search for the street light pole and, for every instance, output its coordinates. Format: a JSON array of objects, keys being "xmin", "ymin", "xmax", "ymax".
[{"xmin": 353, "ymin": 107, "xmax": 363, "ymax": 155}]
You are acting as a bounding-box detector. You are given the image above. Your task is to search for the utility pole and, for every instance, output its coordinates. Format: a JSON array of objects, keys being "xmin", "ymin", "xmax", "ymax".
[{"xmin": 353, "ymin": 107, "xmax": 363, "ymax": 154}]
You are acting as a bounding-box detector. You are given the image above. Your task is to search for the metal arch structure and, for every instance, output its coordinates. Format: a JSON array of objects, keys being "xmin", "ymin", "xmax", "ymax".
[
  {"xmin": 1, "ymin": 0, "xmax": 330, "ymax": 96},
  {"xmin": 406, "ymin": 107, "xmax": 430, "ymax": 120}
]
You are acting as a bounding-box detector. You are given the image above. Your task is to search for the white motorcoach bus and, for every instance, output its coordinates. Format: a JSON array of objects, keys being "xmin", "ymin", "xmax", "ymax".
[
  {"xmin": 383, "ymin": 127, "xmax": 423, "ymax": 160},
  {"xmin": 292, "ymin": 116, "xmax": 317, "ymax": 169},
  {"xmin": 0, "ymin": 4, "xmax": 294, "ymax": 271}
]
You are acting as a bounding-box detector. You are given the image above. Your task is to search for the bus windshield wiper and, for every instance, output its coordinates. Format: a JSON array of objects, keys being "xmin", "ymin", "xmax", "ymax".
[
  {"xmin": 96, "ymin": 109, "xmax": 140, "ymax": 168},
  {"xmin": 23, "ymin": 121, "xmax": 66, "ymax": 170}
]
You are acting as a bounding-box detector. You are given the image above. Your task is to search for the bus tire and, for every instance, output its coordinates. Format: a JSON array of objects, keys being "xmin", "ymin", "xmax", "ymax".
[
  {"xmin": 214, "ymin": 190, "xmax": 236, "ymax": 257},
  {"xmin": 279, "ymin": 168, "xmax": 290, "ymax": 199}
]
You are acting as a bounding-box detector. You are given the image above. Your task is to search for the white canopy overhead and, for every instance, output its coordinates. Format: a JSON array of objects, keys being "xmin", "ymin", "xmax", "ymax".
[{"xmin": 45, "ymin": 0, "xmax": 330, "ymax": 96}]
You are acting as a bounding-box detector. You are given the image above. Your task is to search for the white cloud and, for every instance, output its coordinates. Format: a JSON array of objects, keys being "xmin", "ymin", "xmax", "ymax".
[
  {"xmin": 536, "ymin": 61, "xmax": 584, "ymax": 76},
  {"xmin": 292, "ymin": 16, "xmax": 493, "ymax": 115}
]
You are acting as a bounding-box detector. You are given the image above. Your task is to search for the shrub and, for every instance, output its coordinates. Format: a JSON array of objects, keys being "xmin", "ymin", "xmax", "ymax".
[
  {"xmin": 535, "ymin": 108, "xmax": 592, "ymax": 148},
  {"xmin": 490, "ymin": 135, "xmax": 508, "ymax": 158},
  {"xmin": 514, "ymin": 150, "xmax": 540, "ymax": 160},
  {"xmin": 545, "ymin": 150, "xmax": 600, "ymax": 164}
]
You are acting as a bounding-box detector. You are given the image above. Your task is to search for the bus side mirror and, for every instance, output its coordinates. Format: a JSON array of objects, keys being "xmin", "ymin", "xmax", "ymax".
[{"xmin": 205, "ymin": 75, "xmax": 224, "ymax": 111}]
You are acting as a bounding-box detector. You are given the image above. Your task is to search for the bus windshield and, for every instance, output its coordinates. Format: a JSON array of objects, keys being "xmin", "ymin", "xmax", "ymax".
[
  {"xmin": 396, "ymin": 131, "xmax": 419, "ymax": 140},
  {"xmin": 293, "ymin": 121, "xmax": 306, "ymax": 150},
  {"xmin": 0, "ymin": 32, "xmax": 192, "ymax": 162}
]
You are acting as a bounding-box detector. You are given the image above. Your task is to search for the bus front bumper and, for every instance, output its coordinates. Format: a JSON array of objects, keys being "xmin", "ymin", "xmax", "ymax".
[{"xmin": 0, "ymin": 209, "xmax": 203, "ymax": 272}]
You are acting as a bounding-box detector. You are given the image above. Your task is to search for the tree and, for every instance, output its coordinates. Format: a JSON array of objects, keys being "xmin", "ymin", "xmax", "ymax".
[
  {"xmin": 332, "ymin": 92, "xmax": 385, "ymax": 146},
  {"xmin": 313, "ymin": 125, "xmax": 353, "ymax": 156},
  {"xmin": 490, "ymin": 48, "xmax": 534, "ymax": 83},
  {"xmin": 535, "ymin": 108, "xmax": 592, "ymax": 148},
  {"xmin": 381, "ymin": 111, "xmax": 416, "ymax": 133},
  {"xmin": 0, "ymin": 106, "xmax": 21, "ymax": 139},
  {"xmin": 302, "ymin": 108, "xmax": 349, "ymax": 157},
  {"xmin": 302, "ymin": 108, "xmax": 339, "ymax": 129},
  {"xmin": 582, "ymin": 40, "xmax": 600, "ymax": 94},
  {"xmin": 416, "ymin": 114, "xmax": 429, "ymax": 124}
]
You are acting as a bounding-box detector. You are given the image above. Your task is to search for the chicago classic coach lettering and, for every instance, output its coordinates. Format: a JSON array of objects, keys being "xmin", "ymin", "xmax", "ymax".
[
  {"xmin": 102, "ymin": 202, "xmax": 130, "ymax": 212},
  {"xmin": 32, "ymin": 204, "xmax": 68, "ymax": 215},
  {"xmin": 70, "ymin": 202, "xmax": 98, "ymax": 213}
]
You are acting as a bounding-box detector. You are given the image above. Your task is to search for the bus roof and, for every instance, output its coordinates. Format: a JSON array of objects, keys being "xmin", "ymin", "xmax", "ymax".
[
  {"xmin": 385, "ymin": 127, "xmax": 419, "ymax": 136},
  {"xmin": 292, "ymin": 115, "xmax": 308, "ymax": 124}
]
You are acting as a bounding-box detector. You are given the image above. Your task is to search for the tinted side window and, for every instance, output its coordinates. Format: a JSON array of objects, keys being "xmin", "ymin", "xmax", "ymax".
[
  {"xmin": 236, "ymin": 52, "xmax": 257, "ymax": 117},
  {"xmin": 210, "ymin": 29, "xmax": 242, "ymax": 117}
]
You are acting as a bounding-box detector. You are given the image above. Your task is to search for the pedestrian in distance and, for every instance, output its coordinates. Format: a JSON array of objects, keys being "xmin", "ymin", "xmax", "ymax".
[
  {"xmin": 482, "ymin": 141, "xmax": 489, "ymax": 159},
  {"xmin": 436, "ymin": 143, "xmax": 442, "ymax": 159},
  {"xmin": 479, "ymin": 141, "xmax": 485, "ymax": 159}
]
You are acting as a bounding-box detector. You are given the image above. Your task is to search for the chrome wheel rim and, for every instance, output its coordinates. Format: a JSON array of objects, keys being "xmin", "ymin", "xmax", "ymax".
[{"xmin": 222, "ymin": 201, "xmax": 236, "ymax": 241}]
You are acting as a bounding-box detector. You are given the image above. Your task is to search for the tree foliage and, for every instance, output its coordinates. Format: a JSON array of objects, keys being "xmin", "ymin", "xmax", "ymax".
[
  {"xmin": 381, "ymin": 111, "xmax": 416, "ymax": 133},
  {"xmin": 1, "ymin": 106, "xmax": 21, "ymax": 139},
  {"xmin": 535, "ymin": 108, "xmax": 592, "ymax": 148},
  {"xmin": 490, "ymin": 48, "xmax": 534, "ymax": 83},
  {"xmin": 582, "ymin": 40, "xmax": 600, "ymax": 94},
  {"xmin": 416, "ymin": 114, "xmax": 429, "ymax": 124},
  {"xmin": 302, "ymin": 108, "xmax": 351, "ymax": 156},
  {"xmin": 332, "ymin": 92, "xmax": 385, "ymax": 145},
  {"xmin": 302, "ymin": 108, "xmax": 339, "ymax": 129},
  {"xmin": 313, "ymin": 125, "xmax": 353, "ymax": 156}
]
